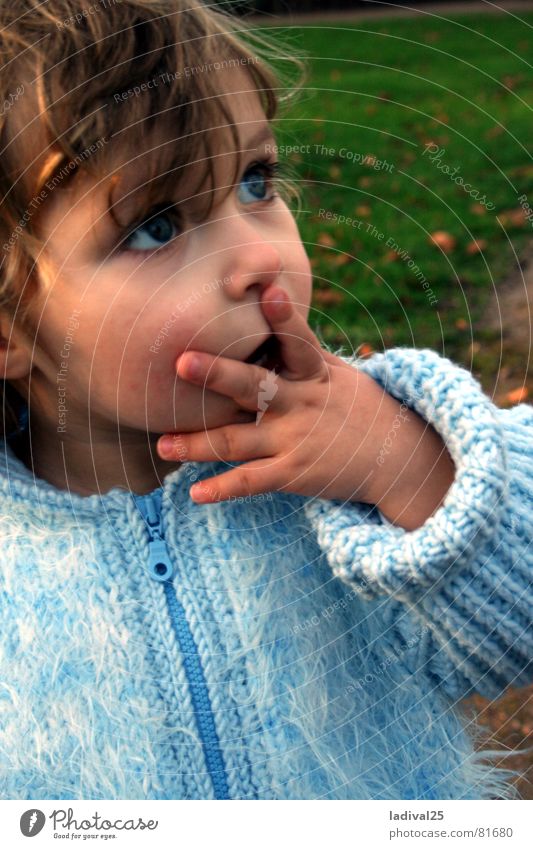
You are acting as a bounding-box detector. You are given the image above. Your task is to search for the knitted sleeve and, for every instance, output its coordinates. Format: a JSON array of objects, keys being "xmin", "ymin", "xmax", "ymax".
[{"xmin": 304, "ymin": 347, "xmax": 533, "ymax": 702}]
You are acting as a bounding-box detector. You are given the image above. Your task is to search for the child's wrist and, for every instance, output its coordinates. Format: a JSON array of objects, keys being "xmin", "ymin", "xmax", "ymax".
[{"xmin": 358, "ymin": 387, "xmax": 455, "ymax": 531}]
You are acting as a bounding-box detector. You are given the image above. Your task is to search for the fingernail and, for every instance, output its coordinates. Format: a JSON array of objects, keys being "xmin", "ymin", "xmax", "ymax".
[
  {"xmin": 179, "ymin": 354, "xmax": 202, "ymax": 378},
  {"xmin": 158, "ymin": 436, "xmax": 174, "ymax": 458},
  {"xmin": 190, "ymin": 484, "xmax": 208, "ymax": 502},
  {"xmin": 268, "ymin": 290, "xmax": 289, "ymax": 312}
]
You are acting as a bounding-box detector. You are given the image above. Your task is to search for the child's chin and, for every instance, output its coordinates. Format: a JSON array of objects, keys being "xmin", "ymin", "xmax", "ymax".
[
  {"xmin": 174, "ymin": 405, "xmax": 257, "ymax": 434},
  {"xmin": 205, "ymin": 407, "xmax": 257, "ymax": 429}
]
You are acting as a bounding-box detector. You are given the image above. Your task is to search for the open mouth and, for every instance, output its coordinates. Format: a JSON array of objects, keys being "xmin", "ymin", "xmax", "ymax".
[{"xmin": 244, "ymin": 335, "xmax": 281, "ymax": 371}]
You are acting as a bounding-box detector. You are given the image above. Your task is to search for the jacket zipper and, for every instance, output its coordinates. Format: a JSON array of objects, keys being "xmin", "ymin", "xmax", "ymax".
[{"xmin": 133, "ymin": 488, "xmax": 230, "ymax": 800}]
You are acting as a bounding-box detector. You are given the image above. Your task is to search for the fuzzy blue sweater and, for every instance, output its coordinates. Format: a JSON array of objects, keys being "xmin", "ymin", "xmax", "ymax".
[{"xmin": 0, "ymin": 348, "xmax": 532, "ymax": 800}]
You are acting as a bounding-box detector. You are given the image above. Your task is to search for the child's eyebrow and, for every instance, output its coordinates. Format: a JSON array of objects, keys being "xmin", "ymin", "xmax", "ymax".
[
  {"xmin": 240, "ymin": 124, "xmax": 276, "ymax": 152},
  {"xmin": 89, "ymin": 123, "xmax": 277, "ymax": 239}
]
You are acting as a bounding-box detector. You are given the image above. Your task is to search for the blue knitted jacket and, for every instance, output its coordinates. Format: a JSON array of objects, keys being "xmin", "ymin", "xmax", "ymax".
[{"xmin": 0, "ymin": 348, "xmax": 531, "ymax": 800}]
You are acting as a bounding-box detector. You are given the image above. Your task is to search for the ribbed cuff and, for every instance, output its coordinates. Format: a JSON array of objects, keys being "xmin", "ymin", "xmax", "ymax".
[{"xmin": 304, "ymin": 348, "xmax": 507, "ymax": 603}]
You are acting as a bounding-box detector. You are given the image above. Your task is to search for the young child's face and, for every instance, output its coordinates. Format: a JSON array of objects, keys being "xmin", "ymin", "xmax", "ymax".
[{"xmin": 28, "ymin": 79, "xmax": 312, "ymax": 439}]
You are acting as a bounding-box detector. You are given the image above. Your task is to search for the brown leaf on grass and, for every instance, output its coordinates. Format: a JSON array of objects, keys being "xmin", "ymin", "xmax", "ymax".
[
  {"xmin": 384, "ymin": 250, "xmax": 400, "ymax": 262},
  {"xmin": 329, "ymin": 164, "xmax": 341, "ymax": 179},
  {"xmin": 317, "ymin": 232, "xmax": 336, "ymax": 247},
  {"xmin": 455, "ymin": 318, "xmax": 468, "ymax": 330},
  {"xmin": 429, "ymin": 231, "xmax": 456, "ymax": 253},
  {"xmin": 502, "ymin": 74, "xmax": 523, "ymax": 90},
  {"xmin": 313, "ymin": 288, "xmax": 344, "ymax": 306},
  {"xmin": 355, "ymin": 205, "xmax": 371, "ymax": 217},
  {"xmin": 331, "ymin": 252, "xmax": 353, "ymax": 266},
  {"xmin": 358, "ymin": 177, "xmax": 372, "ymax": 188},
  {"xmin": 506, "ymin": 387, "xmax": 529, "ymax": 404},
  {"xmin": 497, "ymin": 208, "xmax": 529, "ymax": 228},
  {"xmin": 470, "ymin": 203, "xmax": 487, "ymax": 215},
  {"xmin": 508, "ymin": 208, "xmax": 528, "ymax": 226},
  {"xmin": 466, "ymin": 239, "xmax": 488, "ymax": 255}
]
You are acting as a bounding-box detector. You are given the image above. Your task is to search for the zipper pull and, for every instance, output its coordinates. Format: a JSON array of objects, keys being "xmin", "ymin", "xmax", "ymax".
[{"xmin": 134, "ymin": 490, "xmax": 175, "ymax": 583}]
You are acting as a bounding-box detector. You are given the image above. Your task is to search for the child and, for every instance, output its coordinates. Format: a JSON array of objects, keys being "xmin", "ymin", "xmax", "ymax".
[{"xmin": 0, "ymin": 0, "xmax": 531, "ymax": 800}]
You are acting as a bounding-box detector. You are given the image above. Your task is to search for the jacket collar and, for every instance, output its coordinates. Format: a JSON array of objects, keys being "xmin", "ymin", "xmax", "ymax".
[{"xmin": 0, "ymin": 437, "xmax": 196, "ymax": 519}]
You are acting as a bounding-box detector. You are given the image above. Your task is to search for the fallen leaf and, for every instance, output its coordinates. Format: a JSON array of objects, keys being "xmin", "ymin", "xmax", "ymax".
[
  {"xmin": 506, "ymin": 387, "xmax": 529, "ymax": 404},
  {"xmin": 497, "ymin": 208, "xmax": 528, "ymax": 228},
  {"xmin": 502, "ymin": 74, "xmax": 523, "ymax": 90},
  {"xmin": 466, "ymin": 239, "xmax": 488, "ymax": 255},
  {"xmin": 313, "ymin": 288, "xmax": 344, "ymax": 306},
  {"xmin": 358, "ymin": 177, "xmax": 372, "ymax": 188},
  {"xmin": 384, "ymin": 250, "xmax": 400, "ymax": 262},
  {"xmin": 331, "ymin": 252, "xmax": 352, "ymax": 266},
  {"xmin": 329, "ymin": 164, "xmax": 341, "ymax": 179},
  {"xmin": 508, "ymin": 208, "xmax": 528, "ymax": 226},
  {"xmin": 355, "ymin": 205, "xmax": 371, "ymax": 217},
  {"xmin": 470, "ymin": 203, "xmax": 487, "ymax": 215},
  {"xmin": 358, "ymin": 343, "xmax": 374, "ymax": 357},
  {"xmin": 455, "ymin": 318, "xmax": 468, "ymax": 330},
  {"xmin": 429, "ymin": 231, "xmax": 456, "ymax": 253},
  {"xmin": 318, "ymin": 232, "xmax": 336, "ymax": 247}
]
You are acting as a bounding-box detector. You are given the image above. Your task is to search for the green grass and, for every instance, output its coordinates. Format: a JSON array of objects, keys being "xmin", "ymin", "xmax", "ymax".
[{"xmin": 257, "ymin": 13, "xmax": 533, "ymax": 360}]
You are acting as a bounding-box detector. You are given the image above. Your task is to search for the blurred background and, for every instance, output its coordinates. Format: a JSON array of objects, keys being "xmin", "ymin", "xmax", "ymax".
[{"xmin": 221, "ymin": 0, "xmax": 533, "ymax": 799}]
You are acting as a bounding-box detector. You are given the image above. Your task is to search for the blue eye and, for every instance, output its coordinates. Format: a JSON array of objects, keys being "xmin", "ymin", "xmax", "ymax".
[
  {"xmin": 119, "ymin": 160, "xmax": 280, "ymax": 256},
  {"xmin": 237, "ymin": 161, "xmax": 279, "ymax": 205},
  {"xmin": 123, "ymin": 208, "xmax": 181, "ymax": 253}
]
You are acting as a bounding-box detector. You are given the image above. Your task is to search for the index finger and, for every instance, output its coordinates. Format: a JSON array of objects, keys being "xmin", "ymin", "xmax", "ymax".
[
  {"xmin": 261, "ymin": 286, "xmax": 326, "ymax": 379},
  {"xmin": 176, "ymin": 351, "xmax": 286, "ymax": 414}
]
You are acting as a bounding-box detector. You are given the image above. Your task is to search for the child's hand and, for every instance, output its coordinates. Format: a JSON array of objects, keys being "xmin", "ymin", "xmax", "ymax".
[{"xmin": 157, "ymin": 285, "xmax": 454, "ymax": 530}]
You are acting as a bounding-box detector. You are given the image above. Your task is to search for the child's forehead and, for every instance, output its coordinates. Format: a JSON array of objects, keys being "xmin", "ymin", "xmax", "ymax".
[
  {"xmin": 115, "ymin": 109, "xmax": 274, "ymax": 189},
  {"xmin": 90, "ymin": 87, "xmax": 275, "ymax": 217}
]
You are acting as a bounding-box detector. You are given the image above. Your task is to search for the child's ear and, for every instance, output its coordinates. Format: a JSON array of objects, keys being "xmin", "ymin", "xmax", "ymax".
[{"xmin": 0, "ymin": 310, "xmax": 33, "ymax": 380}]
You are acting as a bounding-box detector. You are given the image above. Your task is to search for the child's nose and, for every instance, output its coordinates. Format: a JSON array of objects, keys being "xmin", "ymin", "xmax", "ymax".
[{"xmin": 219, "ymin": 221, "xmax": 284, "ymax": 301}]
